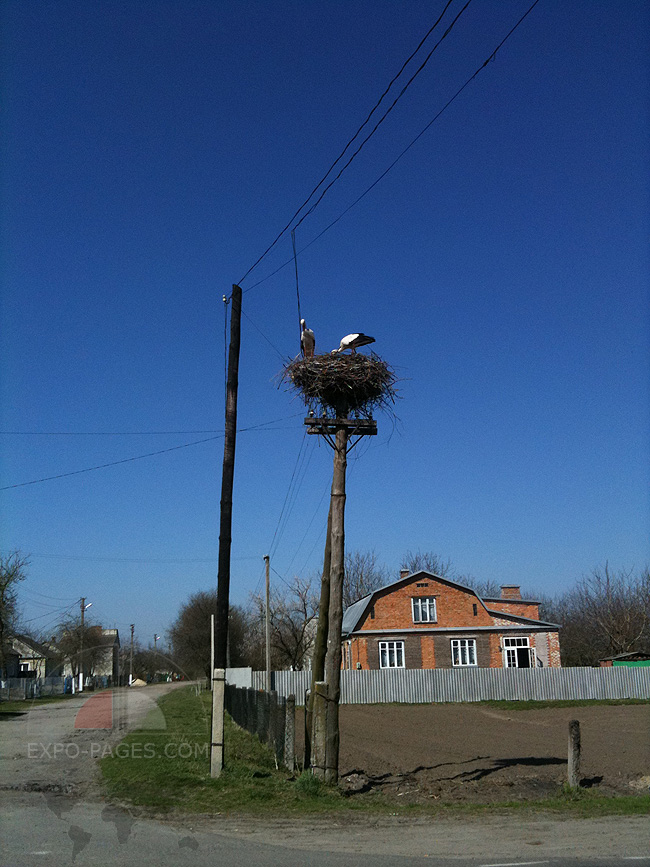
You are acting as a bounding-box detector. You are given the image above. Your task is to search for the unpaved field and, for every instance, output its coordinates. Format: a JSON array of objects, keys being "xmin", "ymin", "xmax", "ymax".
[{"xmin": 329, "ymin": 703, "xmax": 650, "ymax": 804}]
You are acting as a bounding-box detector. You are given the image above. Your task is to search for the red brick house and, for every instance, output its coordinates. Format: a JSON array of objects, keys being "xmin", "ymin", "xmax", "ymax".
[{"xmin": 341, "ymin": 571, "xmax": 561, "ymax": 670}]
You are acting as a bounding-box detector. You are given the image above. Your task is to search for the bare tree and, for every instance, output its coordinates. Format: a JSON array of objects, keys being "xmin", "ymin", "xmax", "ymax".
[
  {"xmin": 343, "ymin": 550, "xmax": 388, "ymax": 608},
  {"xmin": 249, "ymin": 575, "xmax": 318, "ymax": 670},
  {"xmin": 458, "ymin": 574, "xmax": 502, "ymax": 598},
  {"xmin": 169, "ymin": 590, "xmax": 248, "ymax": 678},
  {"xmin": 401, "ymin": 550, "xmax": 454, "ymax": 578},
  {"xmin": 52, "ymin": 617, "xmax": 107, "ymax": 679},
  {"xmin": 542, "ymin": 564, "xmax": 650, "ymax": 666},
  {"xmin": 0, "ymin": 551, "xmax": 29, "ymax": 678}
]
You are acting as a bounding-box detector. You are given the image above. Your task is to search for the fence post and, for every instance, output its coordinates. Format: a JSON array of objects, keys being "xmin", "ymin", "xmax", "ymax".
[
  {"xmin": 284, "ymin": 694, "xmax": 296, "ymax": 771},
  {"xmin": 567, "ymin": 719, "xmax": 581, "ymax": 788},
  {"xmin": 268, "ymin": 690, "xmax": 278, "ymax": 752},
  {"xmin": 311, "ymin": 682, "xmax": 328, "ymax": 780},
  {"xmin": 210, "ymin": 668, "xmax": 225, "ymax": 778}
]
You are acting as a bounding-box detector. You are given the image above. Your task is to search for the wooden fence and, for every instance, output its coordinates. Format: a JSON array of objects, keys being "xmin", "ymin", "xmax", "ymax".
[{"xmin": 248, "ymin": 666, "xmax": 650, "ymax": 706}]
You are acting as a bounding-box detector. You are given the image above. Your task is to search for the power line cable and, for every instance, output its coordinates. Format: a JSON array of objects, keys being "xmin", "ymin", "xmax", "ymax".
[
  {"xmin": 240, "ymin": 309, "xmax": 287, "ymax": 362},
  {"xmin": 267, "ymin": 431, "xmax": 308, "ymax": 560},
  {"xmin": 1, "ymin": 414, "xmax": 303, "ymax": 490},
  {"xmin": 245, "ymin": 0, "xmax": 542, "ymax": 293},
  {"xmin": 271, "ymin": 438, "xmax": 314, "ymax": 560},
  {"xmin": 1, "ymin": 430, "xmax": 225, "ymax": 436},
  {"xmin": 238, "ymin": 0, "xmax": 460, "ymax": 285},
  {"xmin": 29, "ymin": 553, "xmax": 260, "ymax": 563},
  {"xmin": 289, "ymin": 0, "xmax": 473, "ymax": 235}
]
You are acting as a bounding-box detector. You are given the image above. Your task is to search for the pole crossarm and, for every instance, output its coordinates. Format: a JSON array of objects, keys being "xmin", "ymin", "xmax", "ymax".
[{"xmin": 304, "ymin": 416, "xmax": 377, "ymax": 449}]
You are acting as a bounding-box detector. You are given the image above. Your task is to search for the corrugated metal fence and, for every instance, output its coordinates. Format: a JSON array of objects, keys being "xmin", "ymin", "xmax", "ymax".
[{"xmin": 250, "ymin": 667, "xmax": 650, "ymax": 706}]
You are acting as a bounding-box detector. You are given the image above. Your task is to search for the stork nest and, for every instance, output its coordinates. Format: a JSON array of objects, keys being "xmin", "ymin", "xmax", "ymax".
[{"xmin": 283, "ymin": 352, "xmax": 397, "ymax": 417}]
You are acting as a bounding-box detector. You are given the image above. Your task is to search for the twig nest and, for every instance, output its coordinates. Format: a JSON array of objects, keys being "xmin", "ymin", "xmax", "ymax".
[{"xmin": 283, "ymin": 352, "xmax": 397, "ymax": 417}]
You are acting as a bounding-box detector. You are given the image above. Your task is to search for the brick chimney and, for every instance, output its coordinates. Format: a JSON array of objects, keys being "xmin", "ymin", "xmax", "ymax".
[
  {"xmin": 500, "ymin": 585, "xmax": 522, "ymax": 600},
  {"xmin": 400, "ymin": 569, "xmax": 410, "ymax": 581}
]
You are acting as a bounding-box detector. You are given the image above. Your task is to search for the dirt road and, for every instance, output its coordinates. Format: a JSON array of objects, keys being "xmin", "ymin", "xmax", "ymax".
[{"xmin": 0, "ymin": 682, "xmax": 186, "ymax": 797}]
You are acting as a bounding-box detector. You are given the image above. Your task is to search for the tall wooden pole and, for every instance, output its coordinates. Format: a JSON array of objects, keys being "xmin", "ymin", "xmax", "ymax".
[
  {"xmin": 323, "ymin": 422, "xmax": 348, "ymax": 784},
  {"xmin": 305, "ymin": 499, "xmax": 332, "ymax": 768},
  {"xmin": 264, "ymin": 554, "xmax": 271, "ymax": 691},
  {"xmin": 215, "ymin": 284, "xmax": 242, "ymax": 670}
]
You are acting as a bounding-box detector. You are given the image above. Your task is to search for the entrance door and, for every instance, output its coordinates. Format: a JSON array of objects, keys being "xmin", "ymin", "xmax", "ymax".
[{"xmin": 503, "ymin": 637, "xmax": 535, "ymax": 668}]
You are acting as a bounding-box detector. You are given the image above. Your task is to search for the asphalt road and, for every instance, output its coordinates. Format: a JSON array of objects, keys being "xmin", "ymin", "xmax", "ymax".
[{"xmin": 1, "ymin": 687, "xmax": 648, "ymax": 866}]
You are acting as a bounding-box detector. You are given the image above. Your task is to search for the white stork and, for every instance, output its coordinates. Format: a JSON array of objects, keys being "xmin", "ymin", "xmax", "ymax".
[
  {"xmin": 331, "ymin": 332, "xmax": 375, "ymax": 354},
  {"xmin": 300, "ymin": 319, "xmax": 316, "ymax": 358}
]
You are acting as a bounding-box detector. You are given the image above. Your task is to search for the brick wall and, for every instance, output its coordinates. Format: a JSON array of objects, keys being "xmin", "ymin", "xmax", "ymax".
[
  {"xmin": 547, "ymin": 631, "xmax": 561, "ymax": 668},
  {"xmin": 487, "ymin": 600, "xmax": 540, "ymax": 619},
  {"xmin": 358, "ymin": 575, "xmax": 491, "ymax": 632},
  {"xmin": 433, "ymin": 633, "xmax": 491, "ymax": 668},
  {"xmin": 420, "ymin": 636, "xmax": 435, "ymax": 668}
]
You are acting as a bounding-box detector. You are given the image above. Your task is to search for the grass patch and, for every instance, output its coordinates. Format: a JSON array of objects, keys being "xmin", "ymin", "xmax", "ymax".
[
  {"xmin": 100, "ymin": 688, "xmax": 346, "ymax": 815},
  {"xmin": 100, "ymin": 687, "xmax": 650, "ymax": 818}
]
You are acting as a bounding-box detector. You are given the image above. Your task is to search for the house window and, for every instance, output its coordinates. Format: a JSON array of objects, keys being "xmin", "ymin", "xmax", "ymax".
[
  {"xmin": 472, "ymin": 603, "xmax": 478, "ymax": 616},
  {"xmin": 451, "ymin": 638, "xmax": 477, "ymax": 667},
  {"xmin": 379, "ymin": 640, "xmax": 405, "ymax": 669},
  {"xmin": 503, "ymin": 637, "xmax": 535, "ymax": 668},
  {"xmin": 412, "ymin": 596, "xmax": 437, "ymax": 623}
]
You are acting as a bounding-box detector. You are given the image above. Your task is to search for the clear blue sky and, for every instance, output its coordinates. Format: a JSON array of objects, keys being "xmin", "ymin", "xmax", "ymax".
[{"xmin": 1, "ymin": 0, "xmax": 648, "ymax": 653}]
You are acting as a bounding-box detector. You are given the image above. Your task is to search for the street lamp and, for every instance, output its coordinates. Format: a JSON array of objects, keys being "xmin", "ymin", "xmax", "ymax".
[{"xmin": 79, "ymin": 599, "xmax": 92, "ymax": 693}]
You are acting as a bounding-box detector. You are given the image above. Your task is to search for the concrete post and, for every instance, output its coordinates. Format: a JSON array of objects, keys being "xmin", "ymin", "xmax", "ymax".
[
  {"xmin": 210, "ymin": 668, "xmax": 225, "ymax": 778},
  {"xmin": 568, "ymin": 719, "xmax": 581, "ymax": 788},
  {"xmin": 284, "ymin": 694, "xmax": 296, "ymax": 771}
]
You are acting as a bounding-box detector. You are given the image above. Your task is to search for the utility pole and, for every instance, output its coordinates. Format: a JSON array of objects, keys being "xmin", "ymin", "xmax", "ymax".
[
  {"xmin": 210, "ymin": 614, "xmax": 215, "ymax": 690},
  {"xmin": 79, "ymin": 598, "xmax": 92, "ymax": 693},
  {"xmin": 129, "ymin": 624, "xmax": 134, "ymax": 686},
  {"xmin": 211, "ymin": 284, "xmax": 242, "ymax": 779},
  {"xmin": 215, "ymin": 284, "xmax": 242, "ymax": 670},
  {"xmin": 264, "ymin": 555, "xmax": 271, "ymax": 691},
  {"xmin": 304, "ymin": 414, "xmax": 376, "ymax": 782}
]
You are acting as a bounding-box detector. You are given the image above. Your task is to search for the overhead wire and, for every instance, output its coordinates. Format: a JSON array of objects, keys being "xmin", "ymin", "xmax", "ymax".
[
  {"xmin": 244, "ymin": 0, "xmax": 542, "ymax": 293},
  {"xmin": 267, "ymin": 430, "xmax": 308, "ymax": 560},
  {"xmin": 1, "ymin": 414, "xmax": 304, "ymax": 490},
  {"xmin": 288, "ymin": 0, "xmax": 473, "ymax": 236},
  {"xmin": 238, "ymin": 0, "xmax": 461, "ymax": 285},
  {"xmin": 271, "ymin": 437, "xmax": 314, "ymax": 560}
]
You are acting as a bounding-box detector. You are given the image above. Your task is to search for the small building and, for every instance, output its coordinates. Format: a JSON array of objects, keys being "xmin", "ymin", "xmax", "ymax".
[
  {"xmin": 599, "ymin": 652, "xmax": 650, "ymax": 668},
  {"xmin": 341, "ymin": 570, "xmax": 561, "ymax": 670},
  {"xmin": 4, "ymin": 634, "xmax": 55, "ymax": 678}
]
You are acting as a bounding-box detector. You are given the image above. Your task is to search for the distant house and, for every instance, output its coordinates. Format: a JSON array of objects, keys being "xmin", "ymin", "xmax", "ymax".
[
  {"xmin": 49, "ymin": 627, "xmax": 121, "ymax": 684},
  {"xmin": 4, "ymin": 635, "xmax": 55, "ymax": 678},
  {"xmin": 341, "ymin": 571, "xmax": 561, "ymax": 670},
  {"xmin": 91, "ymin": 627, "xmax": 120, "ymax": 681}
]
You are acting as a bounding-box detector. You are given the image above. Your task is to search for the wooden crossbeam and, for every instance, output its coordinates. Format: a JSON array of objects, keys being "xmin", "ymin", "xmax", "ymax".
[{"xmin": 304, "ymin": 417, "xmax": 377, "ymax": 437}]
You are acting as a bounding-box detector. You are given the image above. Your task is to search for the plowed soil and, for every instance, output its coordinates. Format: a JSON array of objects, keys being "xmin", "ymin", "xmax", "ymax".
[{"xmin": 325, "ymin": 703, "xmax": 650, "ymax": 804}]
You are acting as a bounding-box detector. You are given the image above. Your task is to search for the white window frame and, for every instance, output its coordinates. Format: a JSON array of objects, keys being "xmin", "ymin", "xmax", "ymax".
[
  {"xmin": 378, "ymin": 640, "xmax": 405, "ymax": 669},
  {"xmin": 502, "ymin": 636, "xmax": 536, "ymax": 668},
  {"xmin": 451, "ymin": 638, "xmax": 477, "ymax": 667},
  {"xmin": 411, "ymin": 596, "xmax": 437, "ymax": 623}
]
